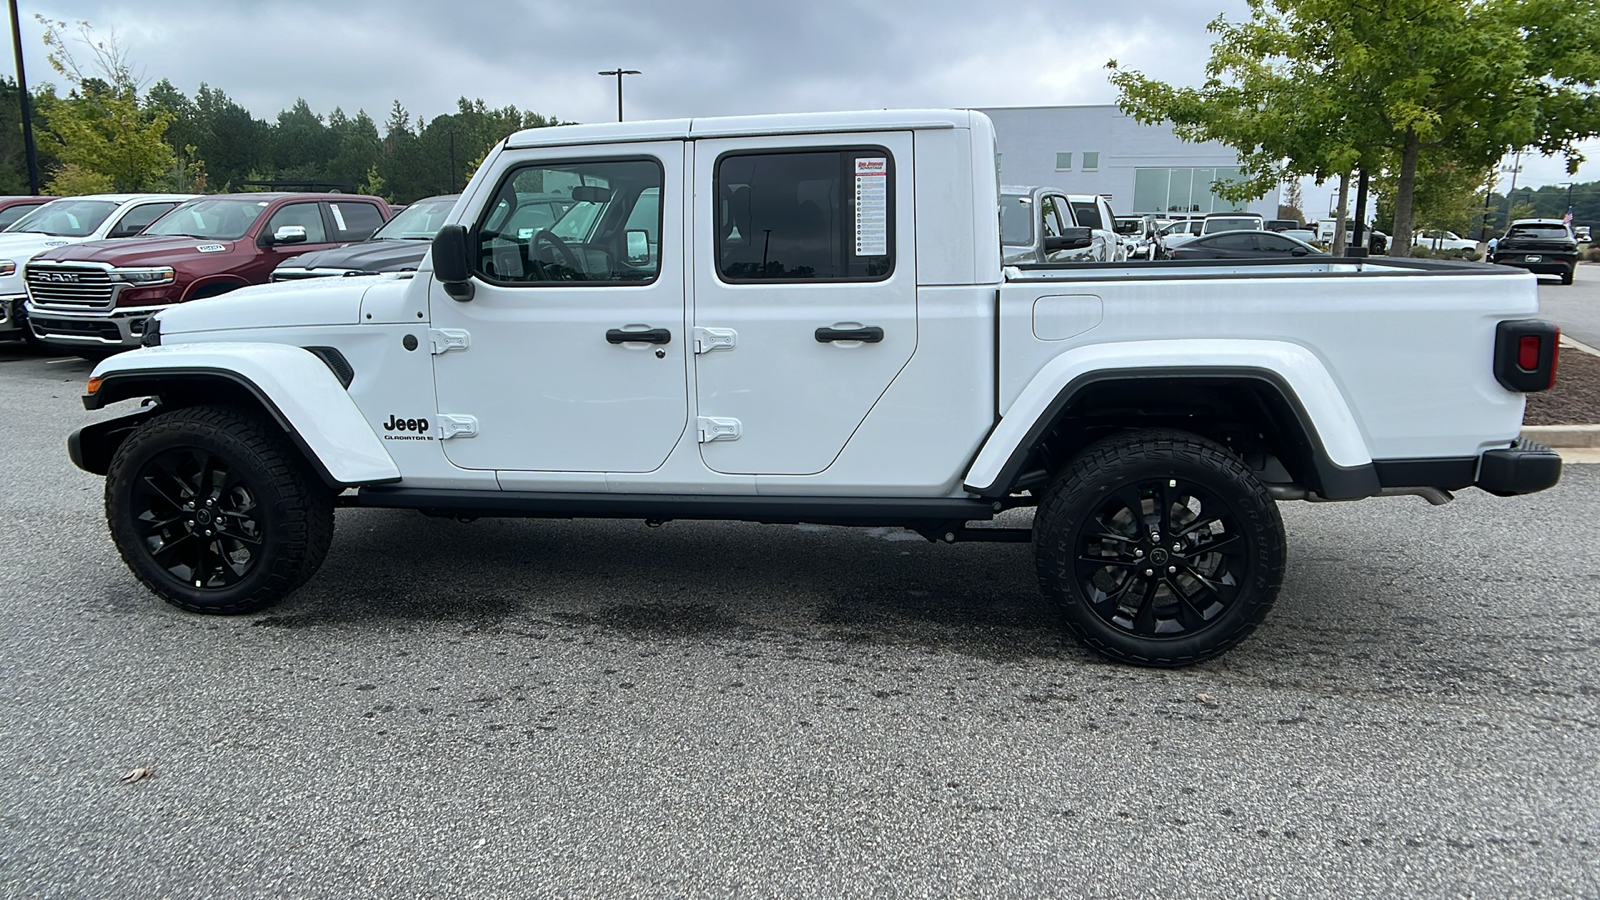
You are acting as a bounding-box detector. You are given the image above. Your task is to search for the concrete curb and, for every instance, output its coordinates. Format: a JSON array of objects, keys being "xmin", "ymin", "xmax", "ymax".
[{"xmin": 1521, "ymin": 425, "xmax": 1600, "ymax": 447}]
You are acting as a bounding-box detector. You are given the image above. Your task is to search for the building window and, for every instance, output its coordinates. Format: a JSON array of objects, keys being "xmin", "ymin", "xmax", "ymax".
[
  {"xmin": 1130, "ymin": 166, "xmax": 1247, "ymax": 215},
  {"xmin": 1082, "ymin": 152, "xmax": 1100, "ymax": 172},
  {"xmin": 1055, "ymin": 152, "xmax": 1072, "ymax": 171}
]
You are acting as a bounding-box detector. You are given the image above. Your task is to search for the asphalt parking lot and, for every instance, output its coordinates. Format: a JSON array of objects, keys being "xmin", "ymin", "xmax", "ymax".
[{"xmin": 2, "ymin": 325, "xmax": 1596, "ymax": 897}]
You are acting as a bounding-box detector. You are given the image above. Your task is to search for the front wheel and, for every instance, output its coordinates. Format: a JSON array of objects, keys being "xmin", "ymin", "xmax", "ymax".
[
  {"xmin": 1033, "ymin": 430, "xmax": 1286, "ymax": 666},
  {"xmin": 105, "ymin": 405, "xmax": 334, "ymax": 614}
]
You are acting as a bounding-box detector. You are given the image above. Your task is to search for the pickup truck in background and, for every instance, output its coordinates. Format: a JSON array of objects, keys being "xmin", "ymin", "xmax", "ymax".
[
  {"xmin": 69, "ymin": 109, "xmax": 1560, "ymax": 667},
  {"xmin": 0, "ymin": 195, "xmax": 54, "ymax": 230},
  {"xmin": 25, "ymin": 192, "xmax": 389, "ymax": 353},
  {"xmin": 1489, "ymin": 219, "xmax": 1579, "ymax": 284},
  {"xmin": 272, "ymin": 194, "xmax": 459, "ymax": 281},
  {"xmin": 1002, "ymin": 187, "xmax": 1097, "ymax": 263},
  {"xmin": 0, "ymin": 194, "xmax": 193, "ymax": 344}
]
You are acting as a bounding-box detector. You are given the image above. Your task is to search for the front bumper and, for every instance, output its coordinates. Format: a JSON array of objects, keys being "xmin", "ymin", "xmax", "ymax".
[
  {"xmin": 1476, "ymin": 440, "xmax": 1561, "ymax": 496},
  {"xmin": 0, "ymin": 293, "xmax": 24, "ymax": 335},
  {"xmin": 24, "ymin": 302, "xmax": 174, "ymax": 347}
]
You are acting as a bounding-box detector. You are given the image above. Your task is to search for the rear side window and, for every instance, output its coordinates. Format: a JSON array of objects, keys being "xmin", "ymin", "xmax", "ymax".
[
  {"xmin": 1070, "ymin": 201, "xmax": 1103, "ymax": 231},
  {"xmin": 716, "ymin": 148, "xmax": 893, "ymax": 282},
  {"xmin": 1209, "ymin": 233, "xmax": 1257, "ymax": 250},
  {"xmin": 327, "ymin": 202, "xmax": 386, "ymax": 241}
]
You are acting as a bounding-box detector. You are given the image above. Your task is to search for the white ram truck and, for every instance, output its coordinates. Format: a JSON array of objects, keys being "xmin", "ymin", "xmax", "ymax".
[{"xmin": 69, "ymin": 110, "xmax": 1562, "ymax": 666}]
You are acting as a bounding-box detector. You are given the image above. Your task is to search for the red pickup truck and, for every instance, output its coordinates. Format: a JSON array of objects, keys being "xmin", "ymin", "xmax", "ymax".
[{"xmin": 25, "ymin": 192, "xmax": 389, "ymax": 353}]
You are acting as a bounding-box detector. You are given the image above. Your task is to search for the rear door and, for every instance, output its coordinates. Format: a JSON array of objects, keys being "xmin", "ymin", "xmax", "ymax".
[{"xmin": 691, "ymin": 132, "xmax": 915, "ymax": 476}]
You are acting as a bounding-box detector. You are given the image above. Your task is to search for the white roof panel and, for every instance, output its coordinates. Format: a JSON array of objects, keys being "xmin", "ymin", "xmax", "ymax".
[{"xmin": 504, "ymin": 109, "xmax": 975, "ymax": 149}]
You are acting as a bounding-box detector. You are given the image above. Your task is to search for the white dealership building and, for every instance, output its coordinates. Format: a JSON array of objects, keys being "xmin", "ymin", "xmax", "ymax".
[{"xmin": 976, "ymin": 105, "xmax": 1282, "ymax": 220}]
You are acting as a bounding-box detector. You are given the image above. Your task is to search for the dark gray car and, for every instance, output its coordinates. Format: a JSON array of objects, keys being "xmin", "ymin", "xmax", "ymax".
[{"xmin": 271, "ymin": 194, "xmax": 459, "ymax": 280}]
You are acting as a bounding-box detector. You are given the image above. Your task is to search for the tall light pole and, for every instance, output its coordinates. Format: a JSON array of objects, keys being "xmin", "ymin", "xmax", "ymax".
[
  {"xmin": 8, "ymin": 0, "xmax": 39, "ymax": 194},
  {"xmin": 598, "ymin": 68, "xmax": 640, "ymax": 122}
]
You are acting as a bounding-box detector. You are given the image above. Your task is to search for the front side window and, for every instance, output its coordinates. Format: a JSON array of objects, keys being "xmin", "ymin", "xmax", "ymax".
[
  {"xmin": 474, "ymin": 158, "xmax": 662, "ymax": 284},
  {"xmin": 108, "ymin": 202, "xmax": 178, "ymax": 238},
  {"xmin": 716, "ymin": 149, "xmax": 893, "ymax": 282},
  {"xmin": 145, "ymin": 198, "xmax": 271, "ymax": 241},
  {"xmin": 265, "ymin": 202, "xmax": 328, "ymax": 243},
  {"xmin": 1040, "ymin": 196, "xmax": 1064, "ymax": 237},
  {"xmin": 373, "ymin": 195, "xmax": 458, "ymax": 241}
]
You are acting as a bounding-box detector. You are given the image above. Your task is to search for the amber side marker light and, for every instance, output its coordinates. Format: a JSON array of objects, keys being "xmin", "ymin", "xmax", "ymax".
[{"xmin": 85, "ymin": 376, "xmax": 102, "ymax": 395}]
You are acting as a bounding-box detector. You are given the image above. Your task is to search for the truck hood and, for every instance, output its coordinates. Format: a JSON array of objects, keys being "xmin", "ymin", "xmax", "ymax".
[
  {"xmin": 35, "ymin": 235, "xmax": 240, "ymax": 266},
  {"xmin": 275, "ymin": 239, "xmax": 430, "ymax": 274},
  {"xmin": 0, "ymin": 232, "xmax": 79, "ymax": 262},
  {"xmin": 157, "ymin": 277, "xmax": 373, "ymax": 334}
]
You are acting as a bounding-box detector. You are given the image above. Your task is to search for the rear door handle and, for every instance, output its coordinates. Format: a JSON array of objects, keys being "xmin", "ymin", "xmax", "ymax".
[
  {"xmin": 815, "ymin": 326, "xmax": 884, "ymax": 343},
  {"xmin": 606, "ymin": 327, "xmax": 671, "ymax": 344}
]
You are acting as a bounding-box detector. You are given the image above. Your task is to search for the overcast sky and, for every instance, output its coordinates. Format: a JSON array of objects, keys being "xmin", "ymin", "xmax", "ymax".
[{"xmin": 14, "ymin": 0, "xmax": 1598, "ymax": 207}]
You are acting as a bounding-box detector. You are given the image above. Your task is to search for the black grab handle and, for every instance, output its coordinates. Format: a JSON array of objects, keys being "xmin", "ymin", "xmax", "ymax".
[
  {"xmin": 606, "ymin": 328, "xmax": 672, "ymax": 344},
  {"xmin": 814, "ymin": 326, "xmax": 884, "ymax": 343}
]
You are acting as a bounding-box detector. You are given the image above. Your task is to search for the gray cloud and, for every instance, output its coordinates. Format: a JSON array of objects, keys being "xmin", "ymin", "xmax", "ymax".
[{"xmin": 19, "ymin": 0, "xmax": 1595, "ymax": 187}]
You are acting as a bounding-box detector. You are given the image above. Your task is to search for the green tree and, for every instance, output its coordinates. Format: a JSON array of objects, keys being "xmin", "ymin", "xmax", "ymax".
[
  {"xmin": 35, "ymin": 83, "xmax": 176, "ymax": 193},
  {"xmin": 1109, "ymin": 0, "xmax": 1600, "ymax": 254}
]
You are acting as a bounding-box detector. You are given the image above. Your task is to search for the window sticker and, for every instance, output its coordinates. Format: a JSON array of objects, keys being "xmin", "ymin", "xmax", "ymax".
[
  {"xmin": 329, "ymin": 204, "xmax": 347, "ymax": 231},
  {"xmin": 853, "ymin": 157, "xmax": 888, "ymax": 257}
]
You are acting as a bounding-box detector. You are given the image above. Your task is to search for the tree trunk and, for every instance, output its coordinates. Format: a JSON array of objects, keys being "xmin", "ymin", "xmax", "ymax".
[
  {"xmin": 1391, "ymin": 128, "xmax": 1421, "ymax": 256},
  {"xmin": 1331, "ymin": 173, "xmax": 1350, "ymax": 256}
]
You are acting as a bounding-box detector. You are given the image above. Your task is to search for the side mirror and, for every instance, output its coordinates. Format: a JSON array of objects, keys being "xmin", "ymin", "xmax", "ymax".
[
  {"xmin": 271, "ymin": 224, "xmax": 308, "ymax": 245},
  {"xmin": 1043, "ymin": 227, "xmax": 1093, "ymax": 252},
  {"xmin": 625, "ymin": 229, "xmax": 650, "ymax": 264},
  {"xmin": 432, "ymin": 224, "xmax": 474, "ymax": 301},
  {"xmin": 1291, "ymin": 248, "xmax": 1309, "ymax": 257}
]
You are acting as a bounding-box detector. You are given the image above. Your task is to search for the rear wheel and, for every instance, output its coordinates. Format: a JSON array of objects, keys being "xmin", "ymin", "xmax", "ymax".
[
  {"xmin": 1562, "ymin": 263, "xmax": 1575, "ymax": 285},
  {"xmin": 1034, "ymin": 429, "xmax": 1286, "ymax": 666},
  {"xmin": 105, "ymin": 405, "xmax": 334, "ymax": 614}
]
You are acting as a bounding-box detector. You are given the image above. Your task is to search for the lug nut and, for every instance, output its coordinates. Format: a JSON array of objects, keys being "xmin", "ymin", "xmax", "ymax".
[
  {"xmin": 1168, "ymin": 566, "xmax": 1177, "ymax": 573},
  {"xmin": 1173, "ymin": 542, "xmax": 1182, "ymax": 551},
  {"xmin": 1135, "ymin": 549, "xmax": 1144, "ymax": 557},
  {"xmin": 1144, "ymin": 569, "xmax": 1154, "ymax": 576}
]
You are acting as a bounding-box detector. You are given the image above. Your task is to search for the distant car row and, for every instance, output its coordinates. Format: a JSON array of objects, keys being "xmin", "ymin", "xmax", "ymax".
[{"xmin": 0, "ymin": 191, "xmax": 460, "ymax": 354}]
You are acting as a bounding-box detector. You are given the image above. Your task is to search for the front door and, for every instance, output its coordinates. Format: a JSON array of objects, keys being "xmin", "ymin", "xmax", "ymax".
[
  {"xmin": 690, "ymin": 132, "xmax": 916, "ymax": 476},
  {"xmin": 429, "ymin": 142, "xmax": 687, "ymax": 472}
]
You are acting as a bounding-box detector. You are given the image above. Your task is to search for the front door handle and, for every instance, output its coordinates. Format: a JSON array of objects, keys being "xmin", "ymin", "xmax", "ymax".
[
  {"xmin": 606, "ymin": 327, "xmax": 671, "ymax": 345},
  {"xmin": 815, "ymin": 326, "xmax": 884, "ymax": 343}
]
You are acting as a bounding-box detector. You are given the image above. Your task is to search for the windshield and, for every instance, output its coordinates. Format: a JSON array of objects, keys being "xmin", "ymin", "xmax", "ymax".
[
  {"xmin": 1506, "ymin": 224, "xmax": 1572, "ymax": 240},
  {"xmin": 1000, "ymin": 194, "xmax": 1033, "ymax": 245},
  {"xmin": 373, "ymin": 196, "xmax": 458, "ymax": 240},
  {"xmin": 1203, "ymin": 217, "xmax": 1260, "ymax": 234},
  {"xmin": 144, "ymin": 198, "xmax": 272, "ymax": 241},
  {"xmin": 6, "ymin": 199, "xmax": 118, "ymax": 237},
  {"xmin": 1114, "ymin": 218, "xmax": 1143, "ymax": 235}
]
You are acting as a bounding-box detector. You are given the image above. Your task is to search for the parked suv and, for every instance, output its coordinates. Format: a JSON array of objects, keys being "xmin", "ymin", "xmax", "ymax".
[
  {"xmin": 0, "ymin": 194, "xmax": 193, "ymax": 344},
  {"xmin": 1489, "ymin": 219, "xmax": 1579, "ymax": 285},
  {"xmin": 26, "ymin": 193, "xmax": 389, "ymax": 352},
  {"xmin": 272, "ymin": 194, "xmax": 459, "ymax": 281}
]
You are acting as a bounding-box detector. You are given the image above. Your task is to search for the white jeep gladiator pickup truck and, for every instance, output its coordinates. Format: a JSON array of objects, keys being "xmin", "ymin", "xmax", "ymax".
[{"xmin": 69, "ymin": 110, "xmax": 1562, "ymax": 666}]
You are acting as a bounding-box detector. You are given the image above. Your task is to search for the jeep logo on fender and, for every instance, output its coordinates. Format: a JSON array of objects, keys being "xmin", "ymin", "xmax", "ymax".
[{"xmin": 381, "ymin": 414, "xmax": 433, "ymax": 441}]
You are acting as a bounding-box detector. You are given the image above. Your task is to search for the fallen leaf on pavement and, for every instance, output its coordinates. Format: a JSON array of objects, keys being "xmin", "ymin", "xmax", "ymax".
[{"xmin": 120, "ymin": 767, "xmax": 154, "ymax": 784}]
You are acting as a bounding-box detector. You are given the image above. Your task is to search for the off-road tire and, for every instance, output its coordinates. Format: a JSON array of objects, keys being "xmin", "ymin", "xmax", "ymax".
[
  {"xmin": 1033, "ymin": 429, "xmax": 1285, "ymax": 666},
  {"xmin": 105, "ymin": 404, "xmax": 334, "ymax": 614}
]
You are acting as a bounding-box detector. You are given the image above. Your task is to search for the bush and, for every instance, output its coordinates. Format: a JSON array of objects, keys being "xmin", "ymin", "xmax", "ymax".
[
  {"xmin": 1409, "ymin": 245, "xmax": 1434, "ymax": 258},
  {"xmin": 1461, "ymin": 249, "xmax": 1480, "ymax": 262},
  {"xmin": 1586, "ymin": 246, "xmax": 1600, "ymax": 262}
]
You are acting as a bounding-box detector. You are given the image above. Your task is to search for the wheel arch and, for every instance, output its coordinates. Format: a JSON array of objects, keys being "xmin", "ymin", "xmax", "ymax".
[
  {"xmin": 180, "ymin": 276, "xmax": 250, "ymax": 303},
  {"xmin": 965, "ymin": 361, "xmax": 1379, "ymax": 500},
  {"xmin": 77, "ymin": 345, "xmax": 399, "ymax": 488}
]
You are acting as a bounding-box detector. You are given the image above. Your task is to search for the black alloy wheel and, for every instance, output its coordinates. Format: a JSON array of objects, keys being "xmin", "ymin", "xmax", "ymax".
[
  {"xmin": 1034, "ymin": 430, "xmax": 1285, "ymax": 666},
  {"xmin": 106, "ymin": 405, "xmax": 334, "ymax": 614},
  {"xmin": 129, "ymin": 447, "xmax": 267, "ymax": 591}
]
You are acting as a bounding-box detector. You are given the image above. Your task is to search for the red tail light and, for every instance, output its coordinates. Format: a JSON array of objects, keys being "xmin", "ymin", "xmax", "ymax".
[
  {"xmin": 1494, "ymin": 320, "xmax": 1559, "ymax": 393},
  {"xmin": 1518, "ymin": 335, "xmax": 1540, "ymax": 370}
]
